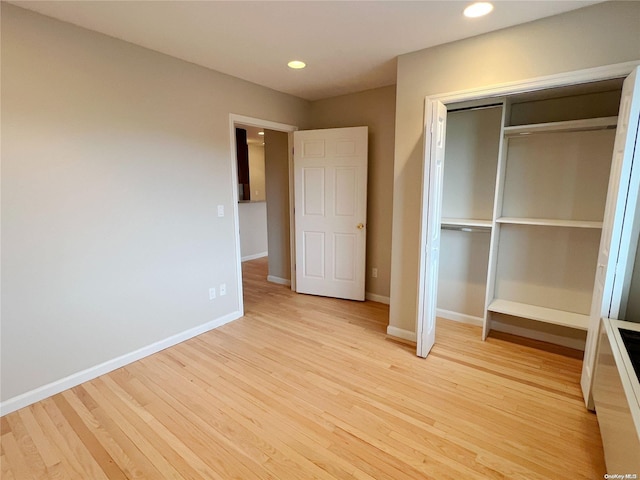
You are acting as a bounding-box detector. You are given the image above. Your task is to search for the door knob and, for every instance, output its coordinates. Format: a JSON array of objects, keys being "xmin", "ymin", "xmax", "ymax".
[{"xmin": 357, "ymin": 223, "xmax": 365, "ymax": 230}]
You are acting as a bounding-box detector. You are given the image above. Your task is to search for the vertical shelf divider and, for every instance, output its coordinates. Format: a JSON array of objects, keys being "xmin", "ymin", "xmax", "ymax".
[{"xmin": 483, "ymin": 99, "xmax": 509, "ymax": 340}]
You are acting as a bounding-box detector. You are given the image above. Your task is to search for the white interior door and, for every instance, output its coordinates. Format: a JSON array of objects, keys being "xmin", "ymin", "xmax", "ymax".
[
  {"xmin": 417, "ymin": 101, "xmax": 448, "ymax": 357},
  {"xmin": 293, "ymin": 127, "xmax": 368, "ymax": 301},
  {"xmin": 581, "ymin": 66, "xmax": 640, "ymax": 404}
]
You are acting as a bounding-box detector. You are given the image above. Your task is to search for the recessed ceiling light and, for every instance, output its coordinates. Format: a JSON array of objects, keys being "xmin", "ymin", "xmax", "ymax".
[
  {"xmin": 464, "ymin": 2, "xmax": 493, "ymax": 18},
  {"xmin": 288, "ymin": 60, "xmax": 306, "ymax": 69},
  {"xmin": 258, "ymin": 131, "xmax": 264, "ymax": 135}
]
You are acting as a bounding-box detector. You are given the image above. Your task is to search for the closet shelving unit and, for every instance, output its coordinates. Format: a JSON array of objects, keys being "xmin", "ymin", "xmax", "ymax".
[
  {"xmin": 435, "ymin": 80, "xmax": 623, "ymax": 347},
  {"xmin": 484, "ymin": 112, "xmax": 618, "ymax": 339}
]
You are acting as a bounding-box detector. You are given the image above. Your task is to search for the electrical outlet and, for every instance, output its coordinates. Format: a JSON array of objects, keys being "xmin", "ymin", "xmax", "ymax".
[
  {"xmin": 219, "ymin": 283, "xmax": 226, "ymax": 296},
  {"xmin": 372, "ymin": 268, "xmax": 378, "ymax": 278},
  {"xmin": 209, "ymin": 287, "xmax": 216, "ymax": 300},
  {"xmin": 217, "ymin": 205, "xmax": 224, "ymax": 217}
]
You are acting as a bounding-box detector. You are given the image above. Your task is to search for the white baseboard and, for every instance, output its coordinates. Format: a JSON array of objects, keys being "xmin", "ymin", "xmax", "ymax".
[
  {"xmin": 386, "ymin": 326, "xmax": 417, "ymax": 343},
  {"xmin": 0, "ymin": 311, "xmax": 242, "ymax": 417},
  {"xmin": 436, "ymin": 308, "xmax": 483, "ymax": 326},
  {"xmin": 365, "ymin": 292, "xmax": 390, "ymax": 305},
  {"xmin": 490, "ymin": 320, "xmax": 586, "ymax": 351},
  {"xmin": 267, "ymin": 275, "xmax": 291, "ymax": 286},
  {"xmin": 242, "ymin": 251, "xmax": 268, "ymax": 262},
  {"xmin": 385, "ymin": 316, "xmax": 584, "ymax": 352}
]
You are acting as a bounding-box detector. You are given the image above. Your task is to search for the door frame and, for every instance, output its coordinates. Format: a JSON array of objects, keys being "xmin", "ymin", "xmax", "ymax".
[
  {"xmin": 229, "ymin": 114, "xmax": 298, "ymax": 315},
  {"xmin": 417, "ymin": 60, "xmax": 640, "ymax": 358}
]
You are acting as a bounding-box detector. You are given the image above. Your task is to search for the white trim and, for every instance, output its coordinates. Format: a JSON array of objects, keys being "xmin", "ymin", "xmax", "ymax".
[
  {"xmin": 267, "ymin": 275, "xmax": 291, "ymax": 286},
  {"xmin": 229, "ymin": 116, "xmax": 246, "ymax": 319},
  {"xmin": 386, "ymin": 326, "xmax": 417, "ymax": 343},
  {"xmin": 229, "ymin": 115, "xmax": 298, "ymax": 133},
  {"xmin": 229, "ymin": 114, "xmax": 298, "ymax": 313},
  {"xmin": 436, "ymin": 308, "xmax": 483, "ymax": 326},
  {"xmin": 491, "ymin": 320, "xmax": 586, "ymax": 351},
  {"xmin": 242, "ymin": 251, "xmax": 268, "ymax": 262},
  {"xmin": 0, "ymin": 311, "xmax": 242, "ymax": 416},
  {"xmin": 365, "ymin": 292, "xmax": 390, "ymax": 304},
  {"xmin": 428, "ymin": 60, "xmax": 640, "ymax": 105},
  {"xmin": 288, "ymin": 131, "xmax": 297, "ymax": 292}
]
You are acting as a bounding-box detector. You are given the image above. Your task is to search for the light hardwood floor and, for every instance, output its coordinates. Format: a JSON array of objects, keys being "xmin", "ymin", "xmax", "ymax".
[{"xmin": 1, "ymin": 257, "xmax": 605, "ymax": 479}]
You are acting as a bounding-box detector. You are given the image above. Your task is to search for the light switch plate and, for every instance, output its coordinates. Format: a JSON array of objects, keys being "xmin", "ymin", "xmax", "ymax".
[{"xmin": 217, "ymin": 205, "xmax": 224, "ymax": 217}]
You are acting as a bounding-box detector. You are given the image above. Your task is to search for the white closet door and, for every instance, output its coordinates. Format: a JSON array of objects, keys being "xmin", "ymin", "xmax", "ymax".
[
  {"xmin": 608, "ymin": 71, "xmax": 640, "ymax": 319},
  {"xmin": 581, "ymin": 66, "xmax": 640, "ymax": 404},
  {"xmin": 293, "ymin": 127, "xmax": 368, "ymax": 301},
  {"xmin": 417, "ymin": 101, "xmax": 447, "ymax": 358}
]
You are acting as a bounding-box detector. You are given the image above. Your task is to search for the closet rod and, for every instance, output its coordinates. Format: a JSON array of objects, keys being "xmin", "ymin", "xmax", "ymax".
[
  {"xmin": 448, "ymin": 102, "xmax": 503, "ymax": 113},
  {"xmin": 440, "ymin": 225, "xmax": 490, "ymax": 233}
]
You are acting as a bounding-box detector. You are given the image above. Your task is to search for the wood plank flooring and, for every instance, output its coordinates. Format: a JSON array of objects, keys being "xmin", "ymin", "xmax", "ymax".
[{"xmin": 1, "ymin": 257, "xmax": 605, "ymax": 479}]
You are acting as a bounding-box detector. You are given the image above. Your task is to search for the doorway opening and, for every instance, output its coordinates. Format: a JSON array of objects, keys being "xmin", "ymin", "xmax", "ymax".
[{"xmin": 229, "ymin": 115, "xmax": 297, "ymax": 314}]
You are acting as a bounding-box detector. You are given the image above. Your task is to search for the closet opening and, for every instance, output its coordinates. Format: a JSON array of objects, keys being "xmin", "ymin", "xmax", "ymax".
[{"xmin": 419, "ymin": 74, "xmax": 629, "ymax": 361}]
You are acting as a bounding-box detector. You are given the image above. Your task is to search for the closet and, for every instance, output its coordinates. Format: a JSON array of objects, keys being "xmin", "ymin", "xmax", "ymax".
[{"xmin": 436, "ymin": 78, "xmax": 624, "ymax": 350}]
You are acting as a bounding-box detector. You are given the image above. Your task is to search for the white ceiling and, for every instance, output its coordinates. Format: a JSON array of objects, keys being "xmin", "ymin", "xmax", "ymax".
[{"xmin": 12, "ymin": 1, "xmax": 603, "ymax": 101}]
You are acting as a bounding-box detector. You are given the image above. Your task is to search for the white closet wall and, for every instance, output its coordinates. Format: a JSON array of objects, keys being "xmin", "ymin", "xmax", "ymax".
[
  {"xmin": 438, "ymin": 231, "xmax": 491, "ymax": 319},
  {"xmin": 500, "ymin": 130, "xmax": 614, "ymax": 221},
  {"xmin": 494, "ymin": 225, "xmax": 602, "ymax": 315},
  {"xmin": 441, "ymin": 107, "xmax": 502, "ymax": 221},
  {"xmin": 509, "ymin": 89, "xmax": 622, "ymax": 125},
  {"xmin": 437, "ymin": 106, "xmax": 501, "ymax": 322}
]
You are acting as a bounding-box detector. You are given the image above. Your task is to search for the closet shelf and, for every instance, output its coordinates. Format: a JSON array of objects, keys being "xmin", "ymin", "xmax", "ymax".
[
  {"xmin": 496, "ymin": 217, "xmax": 603, "ymax": 229},
  {"xmin": 504, "ymin": 116, "xmax": 618, "ymax": 136},
  {"xmin": 441, "ymin": 218, "xmax": 492, "ymax": 228},
  {"xmin": 487, "ymin": 299, "xmax": 589, "ymax": 331}
]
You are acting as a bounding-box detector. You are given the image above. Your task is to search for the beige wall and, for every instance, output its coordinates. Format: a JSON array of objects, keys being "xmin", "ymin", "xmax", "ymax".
[
  {"xmin": 390, "ymin": 1, "xmax": 640, "ymax": 334},
  {"xmin": 1, "ymin": 4, "xmax": 309, "ymax": 404},
  {"xmin": 264, "ymin": 129, "xmax": 291, "ymax": 282},
  {"xmin": 238, "ymin": 202, "xmax": 268, "ymax": 260},
  {"xmin": 248, "ymin": 144, "xmax": 266, "ymax": 202},
  {"xmin": 309, "ymin": 86, "xmax": 396, "ymax": 299}
]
